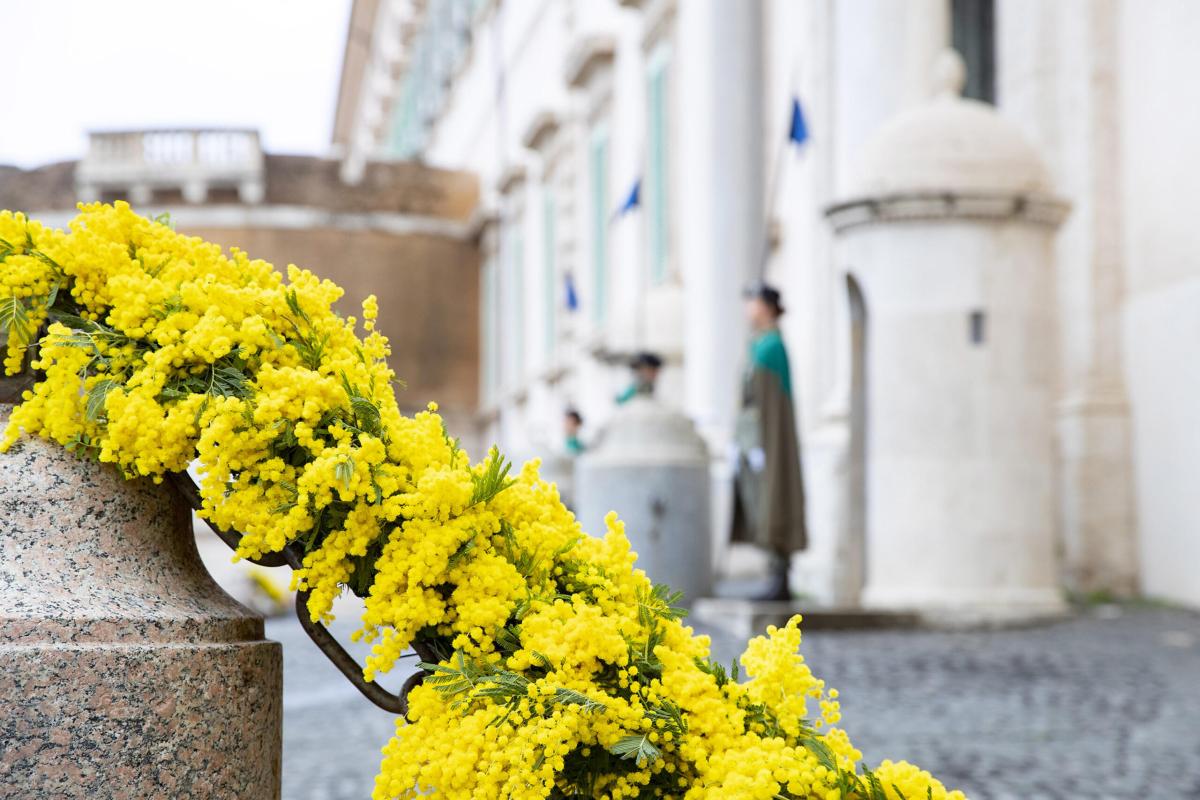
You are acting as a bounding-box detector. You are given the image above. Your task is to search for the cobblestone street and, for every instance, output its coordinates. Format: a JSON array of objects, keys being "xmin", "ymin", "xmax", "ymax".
[{"xmin": 271, "ymin": 605, "xmax": 1200, "ymax": 800}]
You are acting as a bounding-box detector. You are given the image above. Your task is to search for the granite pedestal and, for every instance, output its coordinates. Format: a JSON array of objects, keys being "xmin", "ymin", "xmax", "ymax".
[{"xmin": 0, "ymin": 404, "xmax": 282, "ymax": 798}]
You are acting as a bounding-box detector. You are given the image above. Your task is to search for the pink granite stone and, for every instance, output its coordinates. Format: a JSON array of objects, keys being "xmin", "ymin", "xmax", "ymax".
[{"xmin": 0, "ymin": 404, "xmax": 282, "ymax": 798}]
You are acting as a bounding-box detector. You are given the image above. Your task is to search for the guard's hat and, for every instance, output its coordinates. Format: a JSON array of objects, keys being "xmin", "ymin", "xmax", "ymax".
[
  {"xmin": 629, "ymin": 351, "xmax": 663, "ymax": 370},
  {"xmin": 745, "ymin": 282, "xmax": 785, "ymax": 315}
]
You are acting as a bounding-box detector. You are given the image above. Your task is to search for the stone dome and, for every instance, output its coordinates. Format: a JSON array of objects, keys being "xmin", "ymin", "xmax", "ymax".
[{"xmin": 856, "ymin": 51, "xmax": 1051, "ymax": 196}]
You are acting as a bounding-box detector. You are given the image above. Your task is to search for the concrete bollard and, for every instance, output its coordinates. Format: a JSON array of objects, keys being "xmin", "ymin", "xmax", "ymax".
[
  {"xmin": 0, "ymin": 403, "xmax": 282, "ymax": 798},
  {"xmin": 575, "ymin": 396, "xmax": 713, "ymax": 604}
]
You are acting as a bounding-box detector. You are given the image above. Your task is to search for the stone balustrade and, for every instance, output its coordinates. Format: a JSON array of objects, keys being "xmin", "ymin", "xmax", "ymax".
[{"xmin": 76, "ymin": 128, "xmax": 266, "ymax": 205}]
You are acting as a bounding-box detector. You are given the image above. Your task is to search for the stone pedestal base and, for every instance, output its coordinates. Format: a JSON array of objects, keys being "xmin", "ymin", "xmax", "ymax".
[
  {"xmin": 0, "ymin": 641, "xmax": 281, "ymax": 797},
  {"xmin": 0, "ymin": 404, "xmax": 283, "ymax": 798}
]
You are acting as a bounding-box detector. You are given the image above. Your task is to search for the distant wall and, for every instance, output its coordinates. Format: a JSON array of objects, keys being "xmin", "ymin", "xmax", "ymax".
[
  {"xmin": 0, "ymin": 154, "xmax": 483, "ymax": 447},
  {"xmin": 1120, "ymin": 0, "xmax": 1200, "ymax": 608},
  {"xmin": 183, "ymin": 224, "xmax": 480, "ymax": 422}
]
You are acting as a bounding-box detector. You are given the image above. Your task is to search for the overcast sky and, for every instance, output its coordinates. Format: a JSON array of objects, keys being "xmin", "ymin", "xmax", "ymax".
[{"xmin": 0, "ymin": 0, "xmax": 352, "ymax": 168}]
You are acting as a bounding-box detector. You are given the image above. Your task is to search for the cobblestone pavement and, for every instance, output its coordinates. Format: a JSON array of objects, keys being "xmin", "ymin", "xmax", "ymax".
[{"xmin": 270, "ymin": 605, "xmax": 1200, "ymax": 800}]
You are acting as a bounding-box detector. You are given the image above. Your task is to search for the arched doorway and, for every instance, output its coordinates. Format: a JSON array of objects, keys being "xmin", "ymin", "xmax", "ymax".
[{"xmin": 845, "ymin": 274, "xmax": 868, "ymax": 599}]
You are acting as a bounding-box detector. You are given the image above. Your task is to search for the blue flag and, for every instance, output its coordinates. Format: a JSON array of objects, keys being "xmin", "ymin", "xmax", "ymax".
[
  {"xmin": 565, "ymin": 272, "xmax": 579, "ymax": 312},
  {"xmin": 789, "ymin": 97, "xmax": 809, "ymax": 147},
  {"xmin": 612, "ymin": 177, "xmax": 640, "ymax": 220}
]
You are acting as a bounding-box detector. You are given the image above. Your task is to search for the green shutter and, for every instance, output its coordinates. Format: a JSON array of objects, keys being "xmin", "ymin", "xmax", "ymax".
[
  {"xmin": 543, "ymin": 193, "xmax": 556, "ymax": 356},
  {"xmin": 511, "ymin": 230, "xmax": 525, "ymax": 378},
  {"xmin": 590, "ymin": 129, "xmax": 609, "ymax": 323}
]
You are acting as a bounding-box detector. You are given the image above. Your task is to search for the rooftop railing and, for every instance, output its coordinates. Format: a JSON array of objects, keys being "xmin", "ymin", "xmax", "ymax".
[{"xmin": 76, "ymin": 129, "xmax": 266, "ymax": 205}]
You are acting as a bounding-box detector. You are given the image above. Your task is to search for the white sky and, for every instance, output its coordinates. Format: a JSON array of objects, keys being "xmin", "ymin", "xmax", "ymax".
[{"xmin": 0, "ymin": 0, "xmax": 352, "ymax": 168}]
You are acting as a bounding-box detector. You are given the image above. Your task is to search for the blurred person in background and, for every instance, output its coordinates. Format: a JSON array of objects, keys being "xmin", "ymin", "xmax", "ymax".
[
  {"xmin": 615, "ymin": 351, "xmax": 663, "ymax": 404},
  {"xmin": 731, "ymin": 283, "xmax": 807, "ymax": 601},
  {"xmin": 564, "ymin": 408, "xmax": 585, "ymax": 456}
]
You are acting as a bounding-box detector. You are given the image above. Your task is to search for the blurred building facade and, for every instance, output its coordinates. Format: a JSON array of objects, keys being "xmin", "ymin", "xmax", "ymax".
[
  {"xmin": 0, "ymin": 128, "xmax": 483, "ymax": 439},
  {"xmin": 335, "ymin": 0, "xmax": 1197, "ymax": 610}
]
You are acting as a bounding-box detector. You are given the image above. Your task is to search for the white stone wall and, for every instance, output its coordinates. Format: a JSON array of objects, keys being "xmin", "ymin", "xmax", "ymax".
[
  {"xmin": 342, "ymin": 0, "xmax": 1200, "ymax": 609},
  {"xmin": 996, "ymin": 0, "xmax": 1139, "ymax": 597},
  {"xmin": 1117, "ymin": 0, "xmax": 1200, "ymax": 608}
]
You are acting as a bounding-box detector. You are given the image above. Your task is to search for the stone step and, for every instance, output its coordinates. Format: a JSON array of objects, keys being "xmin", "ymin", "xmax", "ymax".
[{"xmin": 691, "ymin": 597, "xmax": 920, "ymax": 640}]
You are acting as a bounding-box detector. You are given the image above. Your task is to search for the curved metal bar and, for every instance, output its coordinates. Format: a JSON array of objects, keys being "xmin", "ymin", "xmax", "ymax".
[
  {"xmin": 167, "ymin": 471, "xmax": 297, "ymax": 569},
  {"xmin": 295, "ymin": 589, "xmax": 424, "ymax": 717},
  {"xmin": 168, "ymin": 470, "xmax": 436, "ymax": 715}
]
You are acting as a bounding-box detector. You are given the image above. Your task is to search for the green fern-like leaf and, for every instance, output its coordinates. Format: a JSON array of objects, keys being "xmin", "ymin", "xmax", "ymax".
[
  {"xmin": 470, "ymin": 446, "xmax": 516, "ymax": 506},
  {"xmin": 334, "ymin": 455, "xmax": 355, "ymax": 491},
  {"xmin": 636, "ymin": 583, "xmax": 688, "ymax": 629},
  {"xmin": 446, "ymin": 536, "xmax": 477, "ymax": 569},
  {"xmin": 646, "ymin": 698, "xmax": 688, "ymax": 736},
  {"xmin": 85, "ymin": 379, "xmax": 118, "ymax": 422},
  {"xmin": 0, "ymin": 295, "xmax": 32, "ymax": 345},
  {"xmin": 552, "ymin": 687, "xmax": 605, "ymax": 714},
  {"xmin": 608, "ymin": 734, "xmax": 662, "ymax": 767}
]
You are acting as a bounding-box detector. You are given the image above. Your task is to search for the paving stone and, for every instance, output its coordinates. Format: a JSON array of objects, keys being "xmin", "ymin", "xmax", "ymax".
[{"xmin": 270, "ymin": 605, "xmax": 1200, "ymax": 799}]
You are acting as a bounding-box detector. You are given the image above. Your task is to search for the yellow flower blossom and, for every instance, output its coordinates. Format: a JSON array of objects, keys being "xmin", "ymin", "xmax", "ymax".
[{"xmin": 0, "ymin": 203, "xmax": 967, "ymax": 800}]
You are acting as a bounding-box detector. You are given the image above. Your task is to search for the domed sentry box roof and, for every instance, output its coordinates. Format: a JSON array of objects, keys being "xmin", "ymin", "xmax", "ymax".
[{"xmin": 827, "ymin": 50, "xmax": 1070, "ymax": 231}]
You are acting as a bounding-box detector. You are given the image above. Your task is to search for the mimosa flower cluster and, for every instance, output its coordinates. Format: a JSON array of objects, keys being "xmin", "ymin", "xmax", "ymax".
[{"xmin": 0, "ymin": 203, "xmax": 967, "ymax": 800}]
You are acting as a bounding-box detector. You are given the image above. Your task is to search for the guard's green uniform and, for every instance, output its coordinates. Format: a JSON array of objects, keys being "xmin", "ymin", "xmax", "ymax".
[{"xmin": 731, "ymin": 329, "xmax": 808, "ymax": 554}]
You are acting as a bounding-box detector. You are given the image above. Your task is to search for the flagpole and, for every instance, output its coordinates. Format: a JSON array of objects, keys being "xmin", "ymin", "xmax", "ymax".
[
  {"xmin": 758, "ymin": 57, "xmax": 805, "ymax": 281},
  {"xmin": 758, "ymin": 119, "xmax": 790, "ymax": 281}
]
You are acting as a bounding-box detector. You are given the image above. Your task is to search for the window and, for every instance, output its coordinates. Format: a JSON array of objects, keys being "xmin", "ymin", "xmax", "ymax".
[
  {"xmin": 481, "ymin": 255, "xmax": 498, "ymax": 405},
  {"xmin": 952, "ymin": 0, "xmax": 995, "ymax": 104},
  {"xmin": 542, "ymin": 192, "xmax": 557, "ymax": 357},
  {"xmin": 969, "ymin": 309, "xmax": 986, "ymax": 345},
  {"xmin": 646, "ymin": 44, "xmax": 671, "ymax": 285},
  {"xmin": 508, "ymin": 227, "xmax": 525, "ymax": 380},
  {"xmin": 589, "ymin": 126, "xmax": 610, "ymax": 323}
]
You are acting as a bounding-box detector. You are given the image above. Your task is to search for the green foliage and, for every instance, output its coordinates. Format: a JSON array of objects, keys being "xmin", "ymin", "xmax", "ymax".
[
  {"xmin": 440, "ymin": 417, "xmax": 461, "ymax": 468},
  {"xmin": 283, "ymin": 289, "xmax": 330, "ymax": 370},
  {"xmin": 420, "ymin": 650, "xmax": 607, "ymax": 728},
  {"xmin": 85, "ymin": 379, "xmax": 118, "ymax": 422},
  {"xmin": 497, "ymin": 521, "xmax": 579, "ymax": 590},
  {"xmin": 624, "ymin": 624, "xmax": 667, "ymax": 680},
  {"xmin": 335, "ymin": 454, "xmax": 355, "ymax": 491},
  {"xmin": 620, "ymin": 583, "xmax": 690, "ymax": 680},
  {"xmin": 419, "ymin": 651, "xmax": 488, "ymax": 709},
  {"xmin": 159, "ymin": 357, "xmax": 253, "ymax": 402},
  {"xmin": 608, "ymin": 734, "xmax": 662, "ymax": 767},
  {"xmin": 470, "ymin": 446, "xmax": 516, "ymax": 506},
  {"xmin": 446, "ymin": 535, "xmax": 476, "ymax": 569},
  {"xmin": 64, "ymin": 432, "xmax": 100, "ymax": 460},
  {"xmin": 0, "ymin": 232, "xmax": 66, "ymax": 353},
  {"xmin": 340, "ymin": 373, "xmax": 384, "ymax": 439},
  {"xmin": 551, "ymin": 687, "xmax": 605, "ymax": 713},
  {"xmin": 0, "ymin": 294, "xmax": 32, "ymax": 346},
  {"xmin": 694, "ymin": 654, "xmax": 739, "ymax": 688},
  {"xmin": 268, "ymin": 480, "xmax": 300, "ymax": 515},
  {"xmin": 636, "ymin": 582, "xmax": 688, "ymax": 628},
  {"xmin": 494, "ymin": 624, "xmax": 523, "ymax": 653},
  {"xmin": 645, "ymin": 697, "xmax": 688, "ymax": 737}
]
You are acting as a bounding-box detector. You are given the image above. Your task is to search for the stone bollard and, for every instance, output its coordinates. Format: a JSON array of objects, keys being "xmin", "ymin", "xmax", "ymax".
[
  {"xmin": 0, "ymin": 402, "xmax": 282, "ymax": 798},
  {"xmin": 575, "ymin": 395, "xmax": 713, "ymax": 604}
]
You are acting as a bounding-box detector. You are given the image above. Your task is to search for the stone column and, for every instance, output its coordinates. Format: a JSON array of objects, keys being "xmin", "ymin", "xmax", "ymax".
[
  {"xmin": 997, "ymin": 0, "xmax": 1139, "ymax": 596},
  {"xmin": 675, "ymin": 0, "xmax": 765, "ymax": 569},
  {"xmin": 0, "ymin": 404, "xmax": 282, "ymax": 798},
  {"xmin": 676, "ymin": 0, "xmax": 764, "ymax": 449}
]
